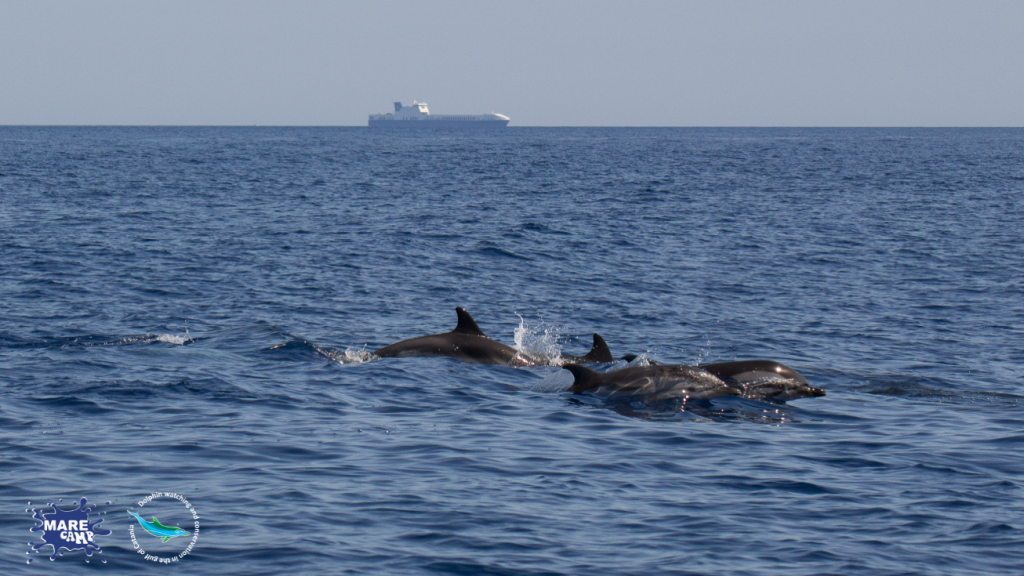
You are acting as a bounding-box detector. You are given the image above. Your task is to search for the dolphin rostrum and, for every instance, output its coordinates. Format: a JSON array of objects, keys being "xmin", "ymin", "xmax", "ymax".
[
  {"xmin": 562, "ymin": 363, "xmax": 741, "ymax": 402},
  {"xmin": 373, "ymin": 307, "xmax": 613, "ymax": 366},
  {"xmin": 128, "ymin": 511, "xmax": 190, "ymax": 542}
]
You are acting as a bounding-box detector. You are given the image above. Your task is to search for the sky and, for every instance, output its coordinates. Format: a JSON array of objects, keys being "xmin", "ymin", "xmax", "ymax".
[{"xmin": 1, "ymin": 0, "xmax": 1022, "ymax": 126}]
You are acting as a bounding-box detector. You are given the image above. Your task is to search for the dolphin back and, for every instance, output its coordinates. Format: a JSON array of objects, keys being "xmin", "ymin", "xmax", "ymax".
[
  {"xmin": 564, "ymin": 363, "xmax": 740, "ymax": 401},
  {"xmin": 700, "ymin": 360, "xmax": 825, "ymax": 401},
  {"xmin": 700, "ymin": 360, "xmax": 809, "ymax": 386},
  {"xmin": 373, "ymin": 308, "xmax": 529, "ymax": 365}
]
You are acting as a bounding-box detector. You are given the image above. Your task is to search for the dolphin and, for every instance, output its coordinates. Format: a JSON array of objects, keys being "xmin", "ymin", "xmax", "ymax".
[
  {"xmin": 128, "ymin": 511, "xmax": 190, "ymax": 542},
  {"xmin": 700, "ymin": 360, "xmax": 825, "ymax": 402},
  {"xmin": 373, "ymin": 307, "xmax": 613, "ymax": 366},
  {"xmin": 619, "ymin": 356, "xmax": 825, "ymax": 402},
  {"xmin": 562, "ymin": 363, "xmax": 741, "ymax": 402}
]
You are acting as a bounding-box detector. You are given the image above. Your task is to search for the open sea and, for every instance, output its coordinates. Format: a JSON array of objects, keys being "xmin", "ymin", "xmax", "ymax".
[{"xmin": 1, "ymin": 126, "xmax": 1022, "ymax": 575}]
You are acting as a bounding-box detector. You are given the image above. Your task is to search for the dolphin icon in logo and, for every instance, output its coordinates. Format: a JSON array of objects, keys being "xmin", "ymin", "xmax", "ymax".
[{"xmin": 128, "ymin": 511, "xmax": 190, "ymax": 542}]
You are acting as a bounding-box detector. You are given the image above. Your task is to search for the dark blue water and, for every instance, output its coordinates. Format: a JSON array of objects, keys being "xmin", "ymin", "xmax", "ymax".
[{"xmin": 2, "ymin": 127, "xmax": 1022, "ymax": 575}]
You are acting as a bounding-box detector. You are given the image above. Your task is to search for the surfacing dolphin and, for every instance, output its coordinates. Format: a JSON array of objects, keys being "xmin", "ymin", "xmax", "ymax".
[
  {"xmin": 374, "ymin": 307, "xmax": 613, "ymax": 366},
  {"xmin": 701, "ymin": 359, "xmax": 825, "ymax": 402},
  {"xmin": 562, "ymin": 363, "xmax": 740, "ymax": 402},
  {"xmin": 618, "ymin": 356, "xmax": 825, "ymax": 402}
]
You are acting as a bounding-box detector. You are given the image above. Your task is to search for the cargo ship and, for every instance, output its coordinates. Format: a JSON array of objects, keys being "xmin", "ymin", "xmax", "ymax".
[{"xmin": 369, "ymin": 101, "xmax": 510, "ymax": 128}]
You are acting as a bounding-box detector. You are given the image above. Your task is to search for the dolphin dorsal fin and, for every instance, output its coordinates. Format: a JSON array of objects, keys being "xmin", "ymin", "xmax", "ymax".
[
  {"xmin": 577, "ymin": 333, "xmax": 613, "ymax": 363},
  {"xmin": 452, "ymin": 307, "xmax": 487, "ymax": 337},
  {"xmin": 563, "ymin": 363, "xmax": 602, "ymax": 393}
]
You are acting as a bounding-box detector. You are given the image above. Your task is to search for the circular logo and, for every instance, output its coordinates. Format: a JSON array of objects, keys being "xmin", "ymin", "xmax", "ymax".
[{"xmin": 127, "ymin": 492, "xmax": 200, "ymax": 564}]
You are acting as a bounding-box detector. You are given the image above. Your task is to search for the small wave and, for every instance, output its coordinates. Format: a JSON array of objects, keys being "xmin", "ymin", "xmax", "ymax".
[
  {"xmin": 531, "ymin": 368, "xmax": 574, "ymax": 392},
  {"xmin": 573, "ymin": 395, "xmax": 796, "ymax": 424},
  {"xmin": 476, "ymin": 246, "xmax": 533, "ymax": 261},
  {"xmin": 263, "ymin": 340, "xmax": 377, "ymax": 364},
  {"xmin": 107, "ymin": 332, "xmax": 194, "ymax": 346},
  {"xmin": 858, "ymin": 377, "xmax": 1022, "ymax": 407},
  {"xmin": 1, "ymin": 332, "xmax": 196, "ymax": 348}
]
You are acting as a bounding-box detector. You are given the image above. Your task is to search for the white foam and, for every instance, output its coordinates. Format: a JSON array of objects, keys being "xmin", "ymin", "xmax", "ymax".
[
  {"xmin": 344, "ymin": 347, "xmax": 376, "ymax": 364},
  {"xmin": 156, "ymin": 331, "xmax": 191, "ymax": 345},
  {"xmin": 335, "ymin": 346, "xmax": 375, "ymax": 364},
  {"xmin": 512, "ymin": 314, "xmax": 565, "ymax": 365}
]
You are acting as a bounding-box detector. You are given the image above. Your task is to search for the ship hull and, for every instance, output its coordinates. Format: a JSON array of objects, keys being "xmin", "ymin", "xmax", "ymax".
[{"xmin": 368, "ymin": 119, "xmax": 509, "ymax": 129}]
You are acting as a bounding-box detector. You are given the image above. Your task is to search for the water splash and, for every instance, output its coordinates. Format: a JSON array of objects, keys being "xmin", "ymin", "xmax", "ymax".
[
  {"xmin": 340, "ymin": 346, "xmax": 376, "ymax": 364},
  {"xmin": 105, "ymin": 333, "xmax": 194, "ymax": 346},
  {"xmin": 320, "ymin": 344, "xmax": 375, "ymax": 364},
  {"xmin": 512, "ymin": 314, "xmax": 564, "ymax": 365},
  {"xmin": 693, "ymin": 328, "xmax": 714, "ymax": 366},
  {"xmin": 156, "ymin": 330, "xmax": 192, "ymax": 345}
]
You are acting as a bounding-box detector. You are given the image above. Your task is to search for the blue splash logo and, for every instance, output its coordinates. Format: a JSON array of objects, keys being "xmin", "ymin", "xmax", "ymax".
[{"xmin": 29, "ymin": 498, "xmax": 111, "ymax": 561}]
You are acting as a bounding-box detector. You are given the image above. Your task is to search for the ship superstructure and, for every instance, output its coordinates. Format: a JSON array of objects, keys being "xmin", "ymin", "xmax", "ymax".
[{"xmin": 369, "ymin": 101, "xmax": 510, "ymax": 128}]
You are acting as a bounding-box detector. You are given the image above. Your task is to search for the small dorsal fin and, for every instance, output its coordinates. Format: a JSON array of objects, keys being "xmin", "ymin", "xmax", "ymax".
[
  {"xmin": 562, "ymin": 363, "xmax": 602, "ymax": 393},
  {"xmin": 452, "ymin": 307, "xmax": 487, "ymax": 337},
  {"xmin": 621, "ymin": 354, "xmax": 659, "ymax": 365},
  {"xmin": 578, "ymin": 333, "xmax": 613, "ymax": 363}
]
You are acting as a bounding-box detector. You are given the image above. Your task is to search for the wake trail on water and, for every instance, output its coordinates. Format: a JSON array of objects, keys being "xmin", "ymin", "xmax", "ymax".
[
  {"xmin": 263, "ymin": 340, "xmax": 376, "ymax": 364},
  {"xmin": 0, "ymin": 331, "xmax": 196, "ymax": 348}
]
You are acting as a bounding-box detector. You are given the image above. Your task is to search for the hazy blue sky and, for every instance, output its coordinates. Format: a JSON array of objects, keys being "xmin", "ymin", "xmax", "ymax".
[{"xmin": 2, "ymin": 0, "xmax": 1022, "ymax": 126}]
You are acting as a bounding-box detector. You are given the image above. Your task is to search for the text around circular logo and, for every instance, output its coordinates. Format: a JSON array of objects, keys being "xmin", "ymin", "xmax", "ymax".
[{"xmin": 127, "ymin": 492, "xmax": 200, "ymax": 564}]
